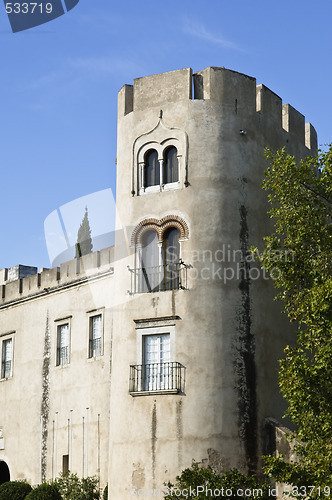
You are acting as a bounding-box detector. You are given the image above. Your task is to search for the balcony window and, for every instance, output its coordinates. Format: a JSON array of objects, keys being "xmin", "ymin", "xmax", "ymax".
[
  {"xmin": 130, "ymin": 322, "xmax": 185, "ymax": 396},
  {"xmin": 163, "ymin": 227, "xmax": 180, "ymax": 290},
  {"xmin": 140, "ymin": 230, "xmax": 160, "ymax": 292},
  {"xmin": 129, "ymin": 224, "xmax": 188, "ymax": 294}
]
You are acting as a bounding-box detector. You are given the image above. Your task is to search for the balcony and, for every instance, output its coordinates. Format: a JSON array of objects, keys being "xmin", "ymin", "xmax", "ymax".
[
  {"xmin": 128, "ymin": 261, "xmax": 189, "ymax": 294},
  {"xmin": 129, "ymin": 362, "xmax": 185, "ymax": 396}
]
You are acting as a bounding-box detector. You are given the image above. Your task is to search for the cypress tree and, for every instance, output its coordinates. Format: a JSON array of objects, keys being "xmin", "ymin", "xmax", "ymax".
[{"xmin": 75, "ymin": 207, "xmax": 93, "ymax": 258}]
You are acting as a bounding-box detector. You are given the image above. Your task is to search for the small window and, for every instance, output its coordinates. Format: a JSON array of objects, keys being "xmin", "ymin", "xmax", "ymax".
[
  {"xmin": 62, "ymin": 455, "xmax": 69, "ymax": 474},
  {"xmin": 144, "ymin": 149, "xmax": 160, "ymax": 188},
  {"xmin": 1, "ymin": 338, "xmax": 13, "ymax": 379},
  {"xmin": 163, "ymin": 146, "xmax": 178, "ymax": 184},
  {"xmin": 89, "ymin": 314, "xmax": 103, "ymax": 358},
  {"xmin": 56, "ymin": 324, "xmax": 69, "ymax": 366}
]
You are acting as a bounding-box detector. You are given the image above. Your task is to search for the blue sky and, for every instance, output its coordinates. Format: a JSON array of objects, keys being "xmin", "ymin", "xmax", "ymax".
[{"xmin": 0, "ymin": 0, "xmax": 331, "ymax": 269}]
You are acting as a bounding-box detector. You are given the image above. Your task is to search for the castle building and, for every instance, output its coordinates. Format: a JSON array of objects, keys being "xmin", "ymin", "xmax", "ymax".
[{"xmin": 0, "ymin": 67, "xmax": 316, "ymax": 498}]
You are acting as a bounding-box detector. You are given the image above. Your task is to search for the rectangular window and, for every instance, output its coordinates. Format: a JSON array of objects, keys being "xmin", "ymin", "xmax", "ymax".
[
  {"xmin": 89, "ymin": 314, "xmax": 102, "ymax": 358},
  {"xmin": 144, "ymin": 334, "xmax": 170, "ymax": 391},
  {"xmin": 62, "ymin": 455, "xmax": 69, "ymax": 474},
  {"xmin": 56, "ymin": 324, "xmax": 69, "ymax": 366},
  {"xmin": 1, "ymin": 338, "xmax": 13, "ymax": 379}
]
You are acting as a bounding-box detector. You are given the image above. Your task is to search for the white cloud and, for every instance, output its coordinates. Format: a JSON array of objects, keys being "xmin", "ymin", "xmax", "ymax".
[{"xmin": 183, "ymin": 18, "xmax": 241, "ymax": 51}]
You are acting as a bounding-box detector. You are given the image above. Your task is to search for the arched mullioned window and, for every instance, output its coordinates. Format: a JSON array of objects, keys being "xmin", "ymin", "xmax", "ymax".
[
  {"xmin": 144, "ymin": 149, "xmax": 160, "ymax": 188},
  {"xmin": 130, "ymin": 215, "xmax": 189, "ymax": 294},
  {"xmin": 139, "ymin": 145, "xmax": 180, "ymax": 192},
  {"xmin": 163, "ymin": 146, "xmax": 178, "ymax": 184},
  {"xmin": 134, "ymin": 118, "xmax": 188, "ymax": 195}
]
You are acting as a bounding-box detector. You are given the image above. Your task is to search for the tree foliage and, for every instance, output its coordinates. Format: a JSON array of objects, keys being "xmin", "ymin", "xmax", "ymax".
[
  {"xmin": 26, "ymin": 482, "xmax": 62, "ymax": 500},
  {"xmin": 75, "ymin": 207, "xmax": 93, "ymax": 258},
  {"xmin": 257, "ymin": 147, "xmax": 332, "ymax": 491},
  {"xmin": 0, "ymin": 480, "xmax": 32, "ymax": 500},
  {"xmin": 54, "ymin": 472, "xmax": 100, "ymax": 500},
  {"xmin": 164, "ymin": 462, "xmax": 270, "ymax": 499}
]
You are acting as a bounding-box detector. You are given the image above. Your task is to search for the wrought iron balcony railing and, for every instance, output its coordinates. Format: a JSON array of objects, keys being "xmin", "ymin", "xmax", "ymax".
[
  {"xmin": 128, "ymin": 261, "xmax": 189, "ymax": 294},
  {"xmin": 129, "ymin": 362, "xmax": 185, "ymax": 395}
]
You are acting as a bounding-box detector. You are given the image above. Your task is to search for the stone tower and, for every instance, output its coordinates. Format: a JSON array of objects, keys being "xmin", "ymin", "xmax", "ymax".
[
  {"xmin": 108, "ymin": 67, "xmax": 316, "ymax": 497},
  {"xmin": 0, "ymin": 66, "xmax": 317, "ymax": 494}
]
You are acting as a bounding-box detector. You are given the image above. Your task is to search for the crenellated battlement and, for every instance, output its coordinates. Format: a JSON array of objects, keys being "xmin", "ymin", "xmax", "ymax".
[
  {"xmin": 118, "ymin": 66, "xmax": 317, "ymax": 151},
  {"xmin": 0, "ymin": 246, "xmax": 114, "ymax": 306}
]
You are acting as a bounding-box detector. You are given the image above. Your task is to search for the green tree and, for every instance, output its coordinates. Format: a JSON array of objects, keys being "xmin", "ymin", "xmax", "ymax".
[
  {"xmin": 256, "ymin": 147, "xmax": 332, "ymax": 492},
  {"xmin": 164, "ymin": 462, "xmax": 270, "ymax": 499},
  {"xmin": 75, "ymin": 207, "xmax": 93, "ymax": 258},
  {"xmin": 55, "ymin": 472, "xmax": 99, "ymax": 500}
]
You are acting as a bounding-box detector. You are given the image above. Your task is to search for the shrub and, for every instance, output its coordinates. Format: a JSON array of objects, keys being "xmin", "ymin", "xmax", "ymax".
[
  {"xmin": 26, "ymin": 483, "xmax": 62, "ymax": 500},
  {"xmin": 103, "ymin": 484, "xmax": 108, "ymax": 500},
  {"xmin": 55, "ymin": 472, "xmax": 100, "ymax": 500},
  {"xmin": 164, "ymin": 462, "xmax": 270, "ymax": 499},
  {"xmin": 0, "ymin": 480, "xmax": 32, "ymax": 500}
]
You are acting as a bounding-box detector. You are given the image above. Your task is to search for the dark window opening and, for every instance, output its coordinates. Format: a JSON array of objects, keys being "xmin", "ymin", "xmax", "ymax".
[
  {"xmin": 144, "ymin": 149, "xmax": 160, "ymax": 187},
  {"xmin": 62, "ymin": 455, "xmax": 69, "ymax": 474},
  {"xmin": 163, "ymin": 146, "xmax": 178, "ymax": 184}
]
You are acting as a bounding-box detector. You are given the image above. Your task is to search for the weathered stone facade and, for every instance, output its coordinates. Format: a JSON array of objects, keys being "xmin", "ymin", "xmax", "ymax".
[
  {"xmin": 0, "ymin": 249, "xmax": 114, "ymax": 487},
  {"xmin": 0, "ymin": 67, "xmax": 317, "ymax": 497}
]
